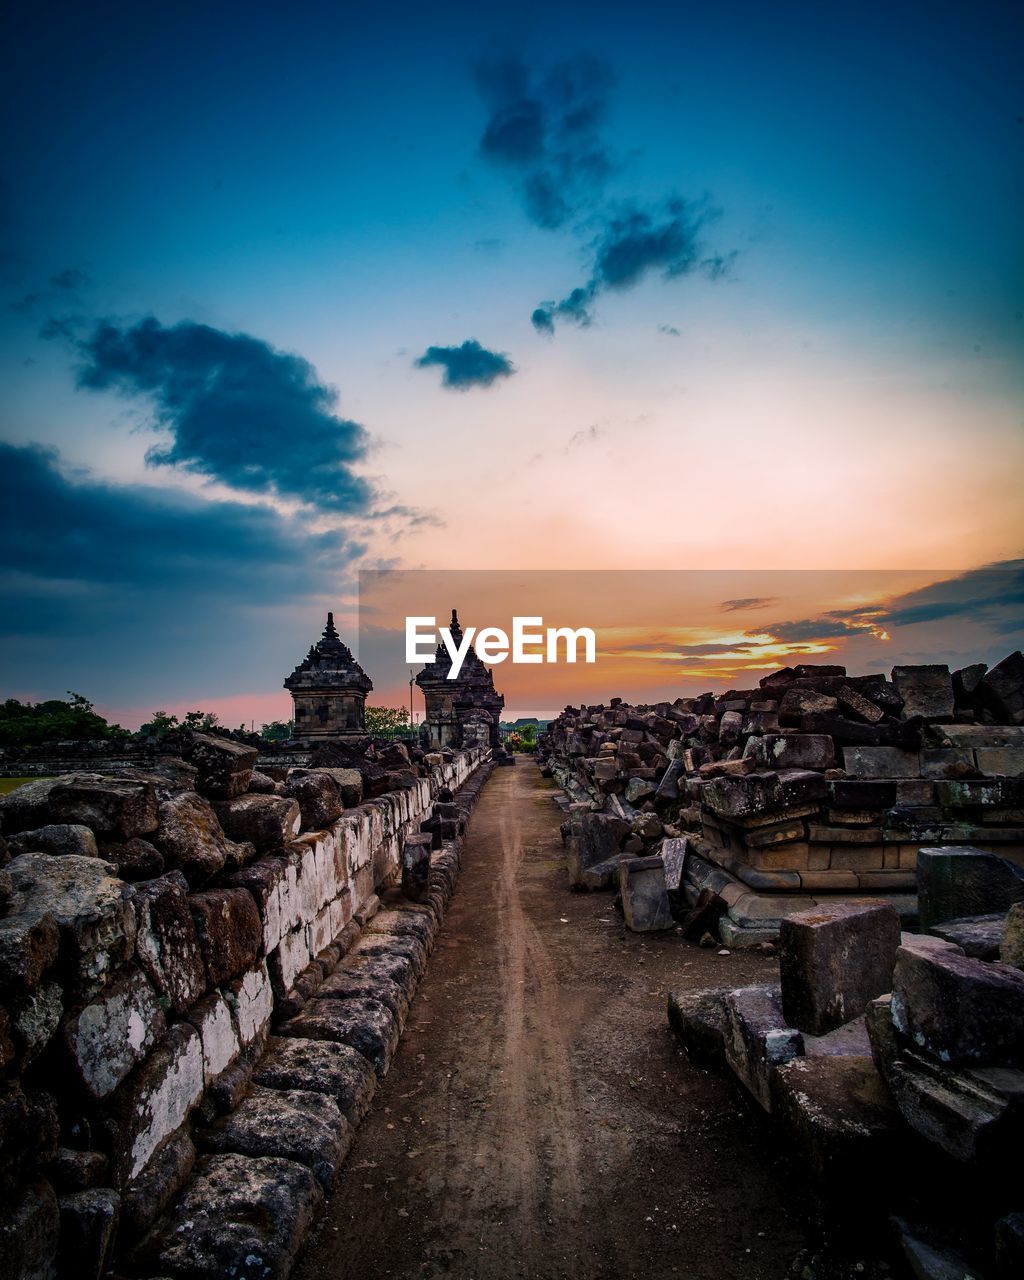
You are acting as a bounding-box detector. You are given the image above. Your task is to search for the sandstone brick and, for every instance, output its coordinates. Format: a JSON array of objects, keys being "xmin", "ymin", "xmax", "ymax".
[
  {"xmin": 186, "ymin": 992, "xmax": 241, "ymax": 1084},
  {"xmin": 282, "ymin": 772, "xmax": 343, "ymax": 831},
  {"xmin": 181, "ymin": 731, "xmax": 258, "ymax": 799},
  {"xmin": 214, "ymin": 794, "xmax": 301, "ymax": 854},
  {"xmin": 254, "ymin": 1034, "xmax": 377, "ymax": 1127},
  {"xmin": 133, "ymin": 872, "xmax": 205, "ymax": 1015},
  {"xmin": 225, "ymin": 962, "xmax": 273, "ymax": 1047},
  {"xmin": 65, "ymin": 965, "xmax": 165, "ymax": 1098},
  {"xmin": 48, "ymin": 778, "xmax": 158, "ymax": 839},
  {"xmin": 188, "ymin": 889, "xmax": 261, "ymax": 986},
  {"xmin": 277, "ymin": 996, "xmax": 399, "ymax": 1077},
  {"xmin": 8, "ymin": 824, "xmax": 98, "ymax": 859},
  {"xmin": 154, "ymin": 791, "xmax": 251, "ymax": 884}
]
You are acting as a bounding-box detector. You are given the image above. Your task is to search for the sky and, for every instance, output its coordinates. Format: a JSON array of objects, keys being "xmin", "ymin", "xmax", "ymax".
[{"xmin": 1, "ymin": 0, "xmax": 1022, "ymax": 726}]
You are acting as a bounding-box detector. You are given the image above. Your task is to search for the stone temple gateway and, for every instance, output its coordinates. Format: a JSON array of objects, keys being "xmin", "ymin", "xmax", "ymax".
[
  {"xmin": 415, "ymin": 609, "xmax": 505, "ymax": 750},
  {"xmin": 284, "ymin": 612, "xmax": 373, "ymax": 742}
]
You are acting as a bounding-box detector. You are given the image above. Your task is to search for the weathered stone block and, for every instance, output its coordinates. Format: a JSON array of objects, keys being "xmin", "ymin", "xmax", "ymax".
[
  {"xmin": 199, "ymin": 1085, "xmax": 352, "ymax": 1189},
  {"xmin": 666, "ymin": 988, "xmax": 728, "ymax": 1067},
  {"xmin": 282, "ymin": 773, "xmax": 343, "ymax": 831},
  {"xmin": 0, "ymin": 1179, "xmax": 60, "ymax": 1280},
  {"xmin": 8, "ymin": 825, "xmax": 98, "ymax": 859},
  {"xmin": 619, "ymin": 855, "xmax": 673, "ymax": 932},
  {"xmin": 892, "ymin": 936, "xmax": 1024, "ymax": 1067},
  {"xmin": 214, "ymin": 794, "xmax": 301, "ymax": 854},
  {"xmin": 1002, "ymin": 901, "xmax": 1024, "ymax": 971},
  {"xmin": 759, "ymin": 734, "xmax": 835, "ymax": 771},
  {"xmin": 57, "ymin": 1187, "xmax": 119, "ymax": 1280},
  {"xmin": 181, "ymin": 731, "xmax": 258, "ymax": 799},
  {"xmin": 723, "ymin": 985, "xmax": 803, "ymax": 1110},
  {"xmin": 918, "ymin": 845, "xmax": 1024, "ymax": 931},
  {"xmin": 96, "ymin": 836, "xmax": 164, "ymax": 880},
  {"xmin": 108, "ymin": 1023, "xmax": 204, "ymax": 1183},
  {"xmin": 142, "ymin": 1152, "xmax": 322, "ymax": 1280},
  {"xmin": 225, "ymin": 962, "xmax": 273, "ymax": 1047},
  {"xmin": 841, "ymin": 745, "xmax": 921, "ymax": 778},
  {"xmin": 223, "ymin": 857, "xmax": 287, "ymax": 955},
  {"xmin": 133, "ymin": 872, "xmax": 205, "ymax": 1015},
  {"xmin": 770, "ymin": 1055, "xmax": 898, "ymax": 1184},
  {"xmin": 400, "ymin": 832, "xmax": 432, "ymax": 902},
  {"xmin": 254, "ymin": 1035, "xmax": 377, "ymax": 1127},
  {"xmin": 277, "ymin": 996, "xmax": 400, "ymax": 1077},
  {"xmin": 120, "ymin": 1128, "xmax": 195, "ymax": 1241},
  {"xmin": 981, "ymin": 649, "xmax": 1024, "ymax": 725},
  {"xmin": 188, "ymin": 889, "xmax": 261, "ymax": 986},
  {"xmin": 659, "ymin": 837, "xmax": 688, "ymax": 892},
  {"xmin": 187, "ymin": 992, "xmax": 241, "ymax": 1084},
  {"xmin": 888, "ymin": 1053, "xmax": 1024, "ymax": 1163},
  {"xmin": 930, "ymin": 913, "xmax": 1004, "ymax": 959},
  {"xmin": 317, "ymin": 968, "xmax": 409, "ymax": 1026},
  {"xmin": 65, "ymin": 965, "xmax": 165, "ymax": 1098},
  {"xmin": 154, "ymin": 791, "xmax": 250, "ymax": 884},
  {"xmin": 566, "ymin": 810, "xmax": 630, "ymax": 888},
  {"xmin": 780, "ymin": 901, "xmax": 901, "ymax": 1035},
  {"xmin": 0, "ymin": 907, "xmax": 59, "ymax": 992},
  {"xmin": 350, "ymin": 931, "xmax": 427, "ymax": 981},
  {"xmin": 47, "ymin": 778, "xmax": 158, "ymax": 840},
  {"xmin": 0, "ymin": 776, "xmax": 69, "ymax": 835},
  {"xmin": 5, "ymin": 853, "xmax": 135, "ymax": 999}
]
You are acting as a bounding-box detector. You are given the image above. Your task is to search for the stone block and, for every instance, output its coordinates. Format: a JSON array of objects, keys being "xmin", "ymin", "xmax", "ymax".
[
  {"xmin": 401, "ymin": 833, "xmax": 432, "ymax": 902},
  {"xmin": 96, "ymin": 836, "xmax": 164, "ymax": 880},
  {"xmin": 277, "ymin": 996, "xmax": 400, "ymax": 1077},
  {"xmin": 181, "ymin": 731, "xmax": 258, "ymax": 799},
  {"xmin": 133, "ymin": 872, "xmax": 205, "ymax": 1015},
  {"xmin": 223, "ymin": 857, "xmax": 287, "ymax": 954},
  {"xmin": 142, "ymin": 1152, "xmax": 322, "ymax": 1280},
  {"xmin": 770, "ymin": 1055, "xmax": 898, "ymax": 1184},
  {"xmin": 188, "ymin": 889, "xmax": 262, "ymax": 986},
  {"xmin": 892, "ymin": 936, "xmax": 1024, "ymax": 1067},
  {"xmin": 364, "ymin": 907, "xmax": 434, "ymax": 952},
  {"xmin": 619, "ymin": 855, "xmax": 674, "ymax": 932},
  {"xmin": 841, "ymin": 746, "xmax": 921, "ymax": 778},
  {"xmin": 917, "ymin": 845, "xmax": 1024, "ymax": 931},
  {"xmin": 65, "ymin": 965, "xmax": 166, "ymax": 1099},
  {"xmin": 759, "ymin": 734, "xmax": 835, "ymax": 771},
  {"xmin": 154, "ymin": 791, "xmax": 249, "ymax": 885},
  {"xmin": 829, "ymin": 779, "xmax": 898, "ymax": 810},
  {"xmin": 56, "ymin": 1187, "xmax": 119, "ymax": 1280},
  {"xmin": 5, "ymin": 853, "xmax": 135, "ymax": 999},
  {"xmin": 981, "ymin": 649, "xmax": 1024, "ymax": 725},
  {"xmin": 780, "ymin": 900, "xmax": 901, "ymax": 1035},
  {"xmin": 281, "ymin": 773, "xmax": 343, "ymax": 831},
  {"xmin": 108, "ymin": 1023, "xmax": 204, "ymax": 1183},
  {"xmin": 565, "ymin": 811, "xmax": 630, "ymax": 888},
  {"xmin": 887, "ymin": 1053, "xmax": 1024, "ymax": 1163},
  {"xmin": 975, "ymin": 746, "xmax": 1024, "ymax": 775},
  {"xmin": 214, "ymin": 794, "xmax": 301, "ymax": 854},
  {"xmin": 225, "ymin": 962, "xmax": 273, "ymax": 1047},
  {"xmin": 930, "ymin": 913, "xmax": 1004, "ymax": 959},
  {"xmin": 199, "ymin": 1085, "xmax": 352, "ymax": 1190},
  {"xmin": 350, "ymin": 931, "xmax": 427, "ymax": 980},
  {"xmin": 659, "ymin": 837, "xmax": 688, "ymax": 892},
  {"xmin": 0, "ymin": 907, "xmax": 59, "ymax": 993},
  {"xmin": 1003, "ymin": 901, "xmax": 1024, "ymax": 970},
  {"xmin": 0, "ymin": 1179, "xmax": 60, "ymax": 1280},
  {"xmin": 666, "ymin": 988, "xmax": 728, "ymax": 1067},
  {"xmin": 120, "ymin": 1128, "xmax": 196, "ymax": 1241},
  {"xmin": 186, "ymin": 993, "xmax": 241, "ymax": 1084},
  {"xmin": 0, "ymin": 776, "xmax": 68, "ymax": 835},
  {"xmin": 48, "ymin": 778, "xmax": 158, "ymax": 839},
  {"xmin": 892, "ymin": 664, "xmax": 954, "ymax": 722},
  {"xmin": 8, "ymin": 825, "xmax": 98, "ymax": 859},
  {"xmin": 341, "ymin": 953, "xmax": 418, "ymax": 1007},
  {"xmin": 48, "ymin": 1148, "xmax": 110, "ymax": 1194},
  {"xmin": 779, "ymin": 688, "xmax": 838, "ymax": 723},
  {"xmin": 254, "ymin": 1035, "xmax": 377, "ymax": 1127},
  {"xmin": 288, "ymin": 767, "xmax": 363, "ymax": 807},
  {"xmin": 317, "ymin": 968, "xmax": 409, "ymax": 1026},
  {"xmin": 723, "ymin": 985, "xmax": 803, "ymax": 1110}
]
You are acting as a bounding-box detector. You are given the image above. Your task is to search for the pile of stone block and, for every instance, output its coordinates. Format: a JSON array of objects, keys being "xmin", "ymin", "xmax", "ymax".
[
  {"xmin": 540, "ymin": 652, "xmax": 1024, "ymax": 944},
  {"xmin": 0, "ymin": 731, "xmax": 490, "ymax": 1280},
  {"xmin": 667, "ymin": 858, "xmax": 1024, "ymax": 1278}
]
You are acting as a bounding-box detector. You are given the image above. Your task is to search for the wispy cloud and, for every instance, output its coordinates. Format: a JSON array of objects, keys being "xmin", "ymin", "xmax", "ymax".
[
  {"xmin": 719, "ymin": 597, "xmax": 780, "ymax": 612},
  {"xmin": 414, "ymin": 338, "xmax": 515, "ymax": 390}
]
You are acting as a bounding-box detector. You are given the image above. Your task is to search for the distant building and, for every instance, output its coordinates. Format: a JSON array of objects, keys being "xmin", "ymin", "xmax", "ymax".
[
  {"xmin": 284, "ymin": 612, "xmax": 372, "ymax": 742},
  {"xmin": 415, "ymin": 608, "xmax": 504, "ymax": 749}
]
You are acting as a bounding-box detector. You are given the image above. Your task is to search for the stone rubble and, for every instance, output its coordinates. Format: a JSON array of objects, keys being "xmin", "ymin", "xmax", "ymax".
[
  {"xmin": 0, "ymin": 731, "xmax": 492, "ymax": 1280},
  {"xmin": 539, "ymin": 652, "xmax": 1024, "ymax": 948}
]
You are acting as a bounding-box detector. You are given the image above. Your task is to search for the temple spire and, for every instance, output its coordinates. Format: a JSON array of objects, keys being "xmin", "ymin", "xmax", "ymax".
[
  {"xmin": 323, "ymin": 611, "xmax": 339, "ymax": 642},
  {"xmin": 449, "ymin": 608, "xmax": 463, "ymax": 645}
]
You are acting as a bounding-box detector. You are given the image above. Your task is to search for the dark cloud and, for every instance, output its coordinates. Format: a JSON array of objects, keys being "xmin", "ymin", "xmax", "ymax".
[
  {"xmin": 719, "ymin": 597, "xmax": 779, "ymax": 612},
  {"xmin": 533, "ymin": 200, "xmax": 735, "ymax": 334},
  {"xmin": 0, "ymin": 443, "xmax": 356, "ymax": 614},
  {"xmin": 658, "ymin": 324, "xmax": 681, "ymax": 337},
  {"xmin": 476, "ymin": 55, "xmax": 615, "ymax": 231},
  {"xmin": 75, "ymin": 317, "xmax": 373, "ymax": 512},
  {"xmin": 414, "ymin": 338, "xmax": 514, "ymax": 390}
]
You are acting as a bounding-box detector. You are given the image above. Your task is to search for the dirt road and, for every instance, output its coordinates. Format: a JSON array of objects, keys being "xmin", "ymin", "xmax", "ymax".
[{"xmin": 296, "ymin": 759, "xmax": 810, "ymax": 1280}]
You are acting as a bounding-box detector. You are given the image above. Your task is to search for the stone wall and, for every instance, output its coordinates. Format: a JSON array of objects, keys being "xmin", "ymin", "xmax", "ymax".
[{"xmin": 0, "ymin": 734, "xmax": 487, "ymax": 1280}]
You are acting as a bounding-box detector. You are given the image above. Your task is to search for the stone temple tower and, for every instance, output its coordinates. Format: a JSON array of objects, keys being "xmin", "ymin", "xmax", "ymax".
[
  {"xmin": 284, "ymin": 612, "xmax": 373, "ymax": 742},
  {"xmin": 415, "ymin": 608, "xmax": 504, "ymax": 749}
]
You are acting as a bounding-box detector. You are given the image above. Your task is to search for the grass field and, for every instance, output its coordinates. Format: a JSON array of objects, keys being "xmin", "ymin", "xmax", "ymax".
[{"xmin": 0, "ymin": 777, "xmax": 46, "ymax": 795}]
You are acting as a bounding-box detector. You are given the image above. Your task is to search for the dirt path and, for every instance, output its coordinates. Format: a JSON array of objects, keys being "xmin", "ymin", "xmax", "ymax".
[{"xmin": 296, "ymin": 760, "xmax": 810, "ymax": 1280}]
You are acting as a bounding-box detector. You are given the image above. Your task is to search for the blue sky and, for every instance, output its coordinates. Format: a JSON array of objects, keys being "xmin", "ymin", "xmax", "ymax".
[{"xmin": 1, "ymin": 0, "xmax": 1021, "ymax": 723}]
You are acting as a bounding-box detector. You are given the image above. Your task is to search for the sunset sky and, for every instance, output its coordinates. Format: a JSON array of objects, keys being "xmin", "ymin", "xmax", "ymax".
[{"xmin": 1, "ymin": 1, "xmax": 1022, "ymax": 726}]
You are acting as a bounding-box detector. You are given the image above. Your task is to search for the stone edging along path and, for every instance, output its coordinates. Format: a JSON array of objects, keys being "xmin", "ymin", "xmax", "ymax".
[{"xmin": 133, "ymin": 758, "xmax": 496, "ymax": 1280}]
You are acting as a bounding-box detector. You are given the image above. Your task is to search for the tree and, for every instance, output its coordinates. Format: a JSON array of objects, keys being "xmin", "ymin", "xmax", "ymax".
[
  {"xmin": 260, "ymin": 721, "xmax": 292, "ymax": 742},
  {"xmin": 0, "ymin": 692, "xmax": 130, "ymax": 747},
  {"xmin": 364, "ymin": 705, "xmax": 411, "ymax": 738}
]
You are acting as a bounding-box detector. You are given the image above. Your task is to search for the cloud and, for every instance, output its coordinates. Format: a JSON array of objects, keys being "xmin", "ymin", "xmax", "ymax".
[
  {"xmin": 75, "ymin": 316, "xmax": 373, "ymax": 512},
  {"xmin": 0, "ymin": 443, "xmax": 357, "ymax": 613},
  {"xmin": 719, "ymin": 597, "xmax": 779, "ymax": 613},
  {"xmin": 658, "ymin": 324, "xmax": 681, "ymax": 337},
  {"xmin": 532, "ymin": 199, "xmax": 735, "ymax": 334},
  {"xmin": 414, "ymin": 338, "xmax": 514, "ymax": 390},
  {"xmin": 475, "ymin": 54, "xmax": 615, "ymax": 230}
]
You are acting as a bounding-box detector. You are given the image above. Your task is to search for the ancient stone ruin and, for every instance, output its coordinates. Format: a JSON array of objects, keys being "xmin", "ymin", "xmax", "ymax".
[
  {"xmin": 0, "ymin": 721, "xmax": 491, "ymax": 1279},
  {"xmin": 415, "ymin": 609, "xmax": 505, "ymax": 749},
  {"xmin": 540, "ymin": 652, "xmax": 1024, "ymax": 944},
  {"xmin": 284, "ymin": 612, "xmax": 373, "ymax": 742}
]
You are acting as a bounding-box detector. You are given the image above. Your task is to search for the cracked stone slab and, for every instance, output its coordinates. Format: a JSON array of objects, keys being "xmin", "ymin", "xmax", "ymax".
[
  {"xmin": 254, "ymin": 1035, "xmax": 377, "ymax": 1127},
  {"xmin": 277, "ymin": 996, "xmax": 400, "ymax": 1077}
]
